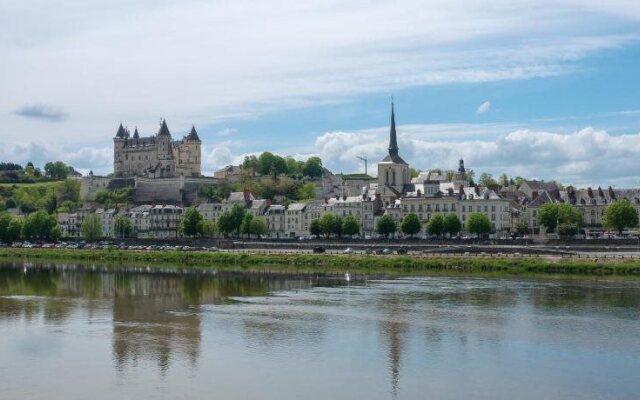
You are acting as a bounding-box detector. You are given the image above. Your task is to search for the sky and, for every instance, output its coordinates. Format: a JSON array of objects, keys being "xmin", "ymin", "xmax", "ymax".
[{"xmin": 1, "ymin": 0, "xmax": 640, "ymax": 187}]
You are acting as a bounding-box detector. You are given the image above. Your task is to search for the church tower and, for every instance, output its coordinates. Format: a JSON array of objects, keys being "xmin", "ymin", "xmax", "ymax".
[{"xmin": 377, "ymin": 102, "xmax": 410, "ymax": 205}]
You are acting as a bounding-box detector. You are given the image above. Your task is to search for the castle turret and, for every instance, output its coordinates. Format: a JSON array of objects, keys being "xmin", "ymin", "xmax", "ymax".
[
  {"xmin": 158, "ymin": 119, "xmax": 171, "ymax": 138},
  {"xmin": 186, "ymin": 125, "xmax": 200, "ymax": 141}
]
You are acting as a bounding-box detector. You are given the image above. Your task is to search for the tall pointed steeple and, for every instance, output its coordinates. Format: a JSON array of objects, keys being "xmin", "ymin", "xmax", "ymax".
[
  {"xmin": 389, "ymin": 101, "xmax": 398, "ymax": 157},
  {"xmin": 381, "ymin": 101, "xmax": 407, "ymax": 164}
]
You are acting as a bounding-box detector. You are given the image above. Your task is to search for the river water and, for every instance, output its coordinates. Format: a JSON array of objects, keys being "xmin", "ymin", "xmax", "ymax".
[{"xmin": 0, "ymin": 262, "xmax": 639, "ymax": 400}]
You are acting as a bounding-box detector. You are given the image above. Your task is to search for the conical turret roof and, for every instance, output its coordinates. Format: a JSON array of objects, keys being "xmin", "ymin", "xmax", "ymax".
[
  {"xmin": 133, "ymin": 127, "xmax": 140, "ymax": 139},
  {"xmin": 186, "ymin": 125, "xmax": 200, "ymax": 141},
  {"xmin": 115, "ymin": 123, "xmax": 127, "ymax": 138},
  {"xmin": 158, "ymin": 119, "xmax": 171, "ymax": 137}
]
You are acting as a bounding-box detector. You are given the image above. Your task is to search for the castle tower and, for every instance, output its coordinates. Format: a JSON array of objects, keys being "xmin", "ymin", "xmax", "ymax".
[
  {"xmin": 377, "ymin": 102, "xmax": 410, "ymax": 205},
  {"xmin": 175, "ymin": 125, "xmax": 202, "ymax": 177}
]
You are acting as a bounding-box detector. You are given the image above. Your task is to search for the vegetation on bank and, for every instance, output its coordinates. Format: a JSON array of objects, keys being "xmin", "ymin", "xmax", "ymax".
[{"xmin": 1, "ymin": 248, "xmax": 640, "ymax": 277}]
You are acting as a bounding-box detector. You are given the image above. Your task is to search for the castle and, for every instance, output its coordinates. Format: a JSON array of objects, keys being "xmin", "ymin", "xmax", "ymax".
[{"xmin": 113, "ymin": 119, "xmax": 201, "ymax": 178}]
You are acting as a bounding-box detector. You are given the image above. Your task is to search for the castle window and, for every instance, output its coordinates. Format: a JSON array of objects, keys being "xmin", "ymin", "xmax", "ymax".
[
  {"xmin": 385, "ymin": 170, "xmax": 389, "ymax": 184},
  {"xmin": 392, "ymin": 171, "xmax": 396, "ymax": 185}
]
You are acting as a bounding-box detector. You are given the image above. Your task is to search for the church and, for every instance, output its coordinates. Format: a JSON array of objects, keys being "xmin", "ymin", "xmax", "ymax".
[
  {"xmin": 113, "ymin": 119, "xmax": 202, "ymax": 178},
  {"xmin": 376, "ymin": 102, "xmax": 411, "ymax": 205}
]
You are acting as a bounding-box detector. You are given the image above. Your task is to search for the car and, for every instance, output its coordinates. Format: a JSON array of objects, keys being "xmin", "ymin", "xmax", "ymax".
[
  {"xmin": 344, "ymin": 248, "xmax": 353, "ymax": 254},
  {"xmin": 364, "ymin": 248, "xmax": 375, "ymax": 254},
  {"xmin": 396, "ymin": 247, "xmax": 408, "ymax": 255},
  {"xmin": 312, "ymin": 247, "xmax": 326, "ymax": 254}
]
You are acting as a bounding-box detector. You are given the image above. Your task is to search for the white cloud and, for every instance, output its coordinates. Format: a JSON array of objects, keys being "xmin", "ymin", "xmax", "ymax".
[
  {"xmin": 476, "ymin": 101, "xmax": 491, "ymax": 114},
  {"xmin": 0, "ymin": 140, "xmax": 111, "ymax": 174},
  {"xmin": 313, "ymin": 124, "xmax": 640, "ymax": 187},
  {"xmin": 1, "ymin": 0, "xmax": 638, "ymax": 147},
  {"xmin": 215, "ymin": 128, "xmax": 238, "ymax": 137}
]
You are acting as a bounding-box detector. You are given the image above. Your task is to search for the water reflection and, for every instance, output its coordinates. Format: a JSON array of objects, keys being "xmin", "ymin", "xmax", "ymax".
[{"xmin": 1, "ymin": 262, "xmax": 640, "ymax": 400}]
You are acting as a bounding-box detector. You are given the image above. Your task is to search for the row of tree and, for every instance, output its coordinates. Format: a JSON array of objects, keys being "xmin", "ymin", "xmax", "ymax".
[
  {"xmin": 308, "ymin": 212, "xmax": 492, "ymax": 239},
  {"xmin": 241, "ymin": 153, "xmax": 324, "ymax": 179},
  {"xmin": 179, "ymin": 205, "xmax": 268, "ymax": 239},
  {"xmin": 536, "ymin": 199, "xmax": 639, "ymax": 235},
  {"xmin": 0, "ymin": 161, "xmax": 76, "ymax": 183},
  {"xmin": 0, "ymin": 211, "xmax": 63, "ymax": 243}
]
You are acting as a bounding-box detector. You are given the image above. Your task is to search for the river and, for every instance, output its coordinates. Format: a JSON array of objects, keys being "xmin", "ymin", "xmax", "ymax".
[{"xmin": 0, "ymin": 261, "xmax": 639, "ymax": 399}]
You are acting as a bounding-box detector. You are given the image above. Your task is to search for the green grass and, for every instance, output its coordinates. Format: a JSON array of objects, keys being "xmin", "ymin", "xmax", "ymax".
[{"xmin": 1, "ymin": 248, "xmax": 640, "ymax": 277}]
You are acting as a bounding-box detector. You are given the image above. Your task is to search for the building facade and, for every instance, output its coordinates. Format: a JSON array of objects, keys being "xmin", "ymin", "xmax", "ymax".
[{"xmin": 113, "ymin": 120, "xmax": 201, "ymax": 178}]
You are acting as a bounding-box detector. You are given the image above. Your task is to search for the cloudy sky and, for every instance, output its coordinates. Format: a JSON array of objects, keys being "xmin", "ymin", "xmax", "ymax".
[{"xmin": 1, "ymin": 0, "xmax": 640, "ymax": 186}]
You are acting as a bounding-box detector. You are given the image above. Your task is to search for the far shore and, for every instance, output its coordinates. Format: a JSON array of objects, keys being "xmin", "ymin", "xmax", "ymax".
[{"xmin": 1, "ymin": 247, "xmax": 640, "ymax": 278}]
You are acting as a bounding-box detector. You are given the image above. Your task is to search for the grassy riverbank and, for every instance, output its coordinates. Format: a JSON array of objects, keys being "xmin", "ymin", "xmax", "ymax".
[{"xmin": 1, "ymin": 247, "xmax": 640, "ymax": 277}]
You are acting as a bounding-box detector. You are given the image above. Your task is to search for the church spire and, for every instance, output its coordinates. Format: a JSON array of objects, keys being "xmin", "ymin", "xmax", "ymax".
[
  {"xmin": 388, "ymin": 101, "xmax": 399, "ymax": 157},
  {"xmin": 381, "ymin": 100, "xmax": 407, "ymax": 164}
]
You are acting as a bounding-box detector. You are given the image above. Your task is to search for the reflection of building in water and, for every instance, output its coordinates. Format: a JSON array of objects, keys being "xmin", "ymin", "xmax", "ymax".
[
  {"xmin": 111, "ymin": 274, "xmax": 202, "ymax": 374},
  {"xmin": 379, "ymin": 297, "xmax": 408, "ymax": 400}
]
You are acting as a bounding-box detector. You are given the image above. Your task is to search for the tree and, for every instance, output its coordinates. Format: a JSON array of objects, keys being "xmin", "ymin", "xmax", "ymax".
[
  {"xmin": 342, "ymin": 215, "xmax": 360, "ymax": 237},
  {"xmin": 217, "ymin": 212, "xmax": 235, "ymax": 237},
  {"xmin": 240, "ymin": 213, "xmax": 254, "ymax": 238},
  {"xmin": 0, "ymin": 214, "xmax": 14, "ymax": 243},
  {"xmin": 603, "ymin": 199, "xmax": 639, "ymax": 234},
  {"xmin": 536, "ymin": 203, "xmax": 583, "ymax": 233},
  {"xmin": 218, "ymin": 205, "xmax": 246, "ymax": 237},
  {"xmin": 250, "ymin": 217, "xmax": 268, "ymax": 238},
  {"xmin": 55, "ymin": 179, "xmax": 80, "ymax": 204},
  {"xmin": 513, "ymin": 176, "xmax": 525, "ymax": 187},
  {"xmin": 44, "ymin": 161, "xmax": 73, "ymax": 180},
  {"xmin": 297, "ymin": 182, "xmax": 316, "ymax": 200},
  {"xmin": 81, "ymin": 214, "xmax": 102, "ymax": 242},
  {"xmin": 498, "ymin": 173, "xmax": 509, "ymax": 187},
  {"xmin": 401, "ymin": 213, "xmax": 421, "ymax": 237},
  {"xmin": 409, "ymin": 168, "xmax": 421, "ymax": 179},
  {"xmin": 319, "ymin": 213, "xmax": 338, "ymax": 238},
  {"xmin": 180, "ymin": 207, "xmax": 204, "ymax": 237},
  {"xmin": 6, "ymin": 217, "xmax": 23, "ymax": 243},
  {"xmin": 302, "ymin": 157, "xmax": 324, "ymax": 178},
  {"xmin": 241, "ymin": 155, "xmax": 259, "ymax": 175},
  {"xmin": 376, "ymin": 214, "xmax": 397, "ymax": 238},
  {"xmin": 426, "ymin": 214, "xmax": 445, "ymax": 237},
  {"xmin": 478, "ymin": 173, "xmax": 498, "ymax": 188},
  {"xmin": 310, "ymin": 219, "xmax": 322, "ymax": 238},
  {"xmin": 22, "ymin": 210, "xmax": 60, "ymax": 241},
  {"xmin": 198, "ymin": 220, "xmax": 217, "ymax": 238},
  {"xmin": 466, "ymin": 213, "xmax": 492, "ymax": 237},
  {"xmin": 443, "ymin": 214, "xmax": 462, "ymax": 237},
  {"xmin": 114, "ymin": 215, "xmax": 133, "ymax": 238}
]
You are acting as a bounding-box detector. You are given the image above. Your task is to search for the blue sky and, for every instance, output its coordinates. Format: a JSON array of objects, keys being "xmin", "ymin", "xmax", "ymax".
[{"xmin": 1, "ymin": 0, "xmax": 640, "ymax": 186}]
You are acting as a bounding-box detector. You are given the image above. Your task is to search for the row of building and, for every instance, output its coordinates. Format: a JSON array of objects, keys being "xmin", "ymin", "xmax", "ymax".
[{"xmin": 57, "ymin": 103, "xmax": 640, "ymax": 240}]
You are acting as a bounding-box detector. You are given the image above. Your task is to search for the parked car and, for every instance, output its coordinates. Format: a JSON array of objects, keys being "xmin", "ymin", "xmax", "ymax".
[
  {"xmin": 344, "ymin": 248, "xmax": 353, "ymax": 254},
  {"xmin": 396, "ymin": 247, "xmax": 408, "ymax": 255},
  {"xmin": 313, "ymin": 247, "xmax": 326, "ymax": 254}
]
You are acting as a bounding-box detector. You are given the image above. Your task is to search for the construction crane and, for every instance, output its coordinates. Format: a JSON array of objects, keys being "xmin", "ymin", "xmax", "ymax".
[{"xmin": 356, "ymin": 155, "xmax": 368, "ymax": 176}]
